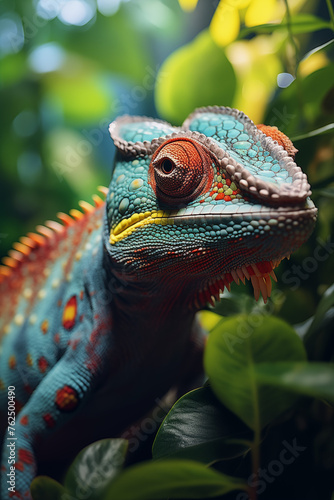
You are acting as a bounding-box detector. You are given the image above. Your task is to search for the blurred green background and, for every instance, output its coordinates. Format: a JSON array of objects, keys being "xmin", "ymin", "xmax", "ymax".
[{"xmin": 0, "ymin": 0, "xmax": 333, "ymax": 326}]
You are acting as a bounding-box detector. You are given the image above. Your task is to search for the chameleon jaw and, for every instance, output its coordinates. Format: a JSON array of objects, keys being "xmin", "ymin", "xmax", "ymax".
[{"xmin": 193, "ymin": 258, "xmax": 286, "ymax": 309}]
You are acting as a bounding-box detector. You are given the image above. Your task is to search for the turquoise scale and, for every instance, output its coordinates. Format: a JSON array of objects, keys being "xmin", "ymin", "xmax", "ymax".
[{"xmin": 188, "ymin": 113, "xmax": 293, "ymax": 187}]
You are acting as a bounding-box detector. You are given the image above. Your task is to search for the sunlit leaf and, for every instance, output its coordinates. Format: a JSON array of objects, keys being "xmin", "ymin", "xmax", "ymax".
[
  {"xmin": 102, "ymin": 459, "xmax": 247, "ymax": 499},
  {"xmin": 153, "ymin": 387, "xmax": 251, "ymax": 463},
  {"xmin": 45, "ymin": 70, "xmax": 112, "ymax": 124},
  {"xmin": 155, "ymin": 30, "xmax": 236, "ymax": 124},
  {"xmin": 210, "ymin": 2, "xmax": 240, "ymax": 47},
  {"xmin": 204, "ymin": 315, "xmax": 307, "ymax": 430},
  {"xmin": 178, "ymin": 0, "xmax": 198, "ymax": 11},
  {"xmin": 65, "ymin": 439, "xmax": 128, "ymax": 499},
  {"xmin": 244, "ymin": 0, "xmax": 277, "ymax": 27},
  {"xmin": 226, "ymin": 37, "xmax": 282, "ymax": 123},
  {"xmin": 239, "ymin": 14, "xmax": 331, "ymax": 37}
]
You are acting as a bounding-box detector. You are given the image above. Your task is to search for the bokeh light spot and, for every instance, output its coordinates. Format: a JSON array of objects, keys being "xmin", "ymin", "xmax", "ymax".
[
  {"xmin": 58, "ymin": 0, "xmax": 96, "ymax": 26},
  {"xmin": 277, "ymin": 72, "xmax": 295, "ymax": 88},
  {"xmin": 97, "ymin": 0, "xmax": 121, "ymax": 16},
  {"xmin": 13, "ymin": 111, "xmax": 39, "ymax": 138},
  {"xmin": 0, "ymin": 13, "xmax": 24, "ymax": 56},
  {"xmin": 29, "ymin": 43, "xmax": 65, "ymax": 73}
]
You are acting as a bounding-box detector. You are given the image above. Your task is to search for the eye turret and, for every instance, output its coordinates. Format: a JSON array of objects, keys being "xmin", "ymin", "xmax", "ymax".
[{"xmin": 149, "ymin": 138, "xmax": 213, "ymax": 205}]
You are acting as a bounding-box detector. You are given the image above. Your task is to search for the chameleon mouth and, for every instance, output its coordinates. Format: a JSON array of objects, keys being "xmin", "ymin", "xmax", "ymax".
[
  {"xmin": 194, "ymin": 258, "xmax": 285, "ymax": 308},
  {"xmin": 110, "ymin": 210, "xmax": 173, "ymax": 245}
]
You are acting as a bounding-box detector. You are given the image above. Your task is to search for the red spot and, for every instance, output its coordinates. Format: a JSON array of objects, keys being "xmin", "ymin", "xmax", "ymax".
[
  {"xmin": 217, "ymin": 182, "xmax": 223, "ymax": 188},
  {"xmin": 70, "ymin": 339, "xmax": 80, "ymax": 350},
  {"xmin": 215, "ymin": 193, "xmax": 225, "ymax": 200},
  {"xmin": 15, "ymin": 461, "xmax": 24, "ymax": 472},
  {"xmin": 18, "ymin": 448, "xmax": 34, "ymax": 465},
  {"xmin": 226, "ymin": 179, "xmax": 231, "ymax": 186},
  {"xmin": 9, "ymin": 491, "xmax": 22, "ymax": 499},
  {"xmin": 20, "ymin": 415, "xmax": 29, "ymax": 426},
  {"xmin": 80, "ymin": 290, "xmax": 84, "ymax": 300},
  {"xmin": 43, "ymin": 413, "xmax": 56, "ymax": 428},
  {"xmin": 224, "ymin": 195, "xmax": 232, "ymax": 201},
  {"xmin": 54, "ymin": 333, "xmax": 60, "ymax": 344},
  {"xmin": 256, "ymin": 261, "xmax": 273, "ymax": 274},
  {"xmin": 24, "ymin": 384, "xmax": 34, "ymax": 395},
  {"xmin": 15, "ymin": 400, "xmax": 23, "ymax": 414},
  {"xmin": 62, "ymin": 296, "xmax": 77, "ymax": 330},
  {"xmin": 55, "ymin": 385, "xmax": 79, "ymax": 412},
  {"xmin": 37, "ymin": 357, "xmax": 49, "ymax": 373}
]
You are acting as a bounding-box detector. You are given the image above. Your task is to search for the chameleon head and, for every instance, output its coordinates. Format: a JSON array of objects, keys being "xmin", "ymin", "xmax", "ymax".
[{"xmin": 105, "ymin": 107, "xmax": 317, "ymax": 308}]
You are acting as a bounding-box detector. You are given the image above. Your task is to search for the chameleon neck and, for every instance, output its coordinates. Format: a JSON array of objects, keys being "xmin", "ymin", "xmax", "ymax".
[{"xmin": 102, "ymin": 246, "xmax": 196, "ymax": 368}]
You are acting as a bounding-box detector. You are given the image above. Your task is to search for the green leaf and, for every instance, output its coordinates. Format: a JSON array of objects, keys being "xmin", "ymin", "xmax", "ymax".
[
  {"xmin": 65, "ymin": 438, "xmax": 128, "ymax": 499},
  {"xmin": 303, "ymin": 284, "xmax": 334, "ymax": 360},
  {"xmin": 102, "ymin": 459, "xmax": 247, "ymax": 500},
  {"xmin": 155, "ymin": 29, "xmax": 236, "ymax": 125},
  {"xmin": 291, "ymin": 123, "xmax": 334, "ymax": 141},
  {"xmin": 30, "ymin": 476, "xmax": 66, "ymax": 500},
  {"xmin": 301, "ymin": 39, "xmax": 334, "ymax": 64},
  {"xmin": 204, "ymin": 315, "xmax": 307, "ymax": 430},
  {"xmin": 319, "ymin": 187, "xmax": 334, "ymax": 198},
  {"xmin": 153, "ymin": 387, "xmax": 251, "ymax": 463},
  {"xmin": 305, "ymin": 284, "xmax": 334, "ymax": 340},
  {"xmin": 239, "ymin": 14, "xmax": 331, "ymax": 37},
  {"xmin": 264, "ymin": 62, "xmax": 334, "ymax": 137},
  {"xmin": 255, "ymin": 362, "xmax": 334, "ymax": 401}
]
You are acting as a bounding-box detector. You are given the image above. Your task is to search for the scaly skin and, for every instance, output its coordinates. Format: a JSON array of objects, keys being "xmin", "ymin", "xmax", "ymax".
[{"xmin": 0, "ymin": 106, "xmax": 316, "ymax": 499}]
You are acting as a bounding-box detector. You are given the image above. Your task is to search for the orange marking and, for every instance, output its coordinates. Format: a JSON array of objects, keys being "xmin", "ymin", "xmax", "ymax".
[
  {"xmin": 62, "ymin": 296, "xmax": 77, "ymax": 330},
  {"xmin": 256, "ymin": 124, "xmax": 298, "ymax": 158},
  {"xmin": 79, "ymin": 200, "xmax": 94, "ymax": 214},
  {"xmin": 41, "ymin": 319, "xmax": 49, "ymax": 334},
  {"xmin": 36, "ymin": 225, "xmax": 54, "ymax": 239},
  {"xmin": 13, "ymin": 242, "xmax": 30, "ymax": 256},
  {"xmin": 27, "ymin": 232, "xmax": 45, "ymax": 245},
  {"xmin": 26, "ymin": 354, "xmax": 33, "ymax": 367},
  {"xmin": 92, "ymin": 194, "xmax": 104, "ymax": 207},
  {"xmin": 9, "ymin": 356, "xmax": 16, "ymax": 369},
  {"xmin": 57, "ymin": 212, "xmax": 74, "ymax": 226},
  {"xmin": 45, "ymin": 220, "xmax": 64, "ymax": 233},
  {"xmin": 70, "ymin": 209, "xmax": 84, "ymax": 220},
  {"xmin": 98, "ymin": 185, "xmax": 108, "ymax": 196}
]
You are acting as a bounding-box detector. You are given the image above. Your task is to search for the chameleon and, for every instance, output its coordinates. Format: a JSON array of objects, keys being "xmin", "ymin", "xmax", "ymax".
[{"xmin": 0, "ymin": 106, "xmax": 317, "ymax": 499}]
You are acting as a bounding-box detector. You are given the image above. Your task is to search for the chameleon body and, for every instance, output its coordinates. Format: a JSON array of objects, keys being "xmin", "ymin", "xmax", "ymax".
[{"xmin": 0, "ymin": 106, "xmax": 317, "ymax": 498}]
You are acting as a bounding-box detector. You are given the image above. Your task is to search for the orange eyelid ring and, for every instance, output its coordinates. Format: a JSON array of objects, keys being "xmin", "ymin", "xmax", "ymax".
[{"xmin": 149, "ymin": 137, "xmax": 214, "ymax": 206}]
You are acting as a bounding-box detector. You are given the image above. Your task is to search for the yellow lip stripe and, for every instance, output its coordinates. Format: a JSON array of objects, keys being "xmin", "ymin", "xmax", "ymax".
[{"xmin": 110, "ymin": 210, "xmax": 174, "ymax": 244}]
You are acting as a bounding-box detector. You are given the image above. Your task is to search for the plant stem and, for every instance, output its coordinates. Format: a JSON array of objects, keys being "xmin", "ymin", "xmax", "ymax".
[
  {"xmin": 326, "ymin": 0, "xmax": 334, "ymax": 29},
  {"xmin": 283, "ymin": 0, "xmax": 299, "ymax": 75},
  {"xmin": 248, "ymin": 343, "xmax": 261, "ymax": 500}
]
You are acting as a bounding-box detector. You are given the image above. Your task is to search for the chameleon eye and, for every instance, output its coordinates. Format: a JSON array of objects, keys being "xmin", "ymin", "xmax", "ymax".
[
  {"xmin": 149, "ymin": 138, "xmax": 213, "ymax": 205},
  {"xmin": 160, "ymin": 159, "xmax": 175, "ymax": 174}
]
